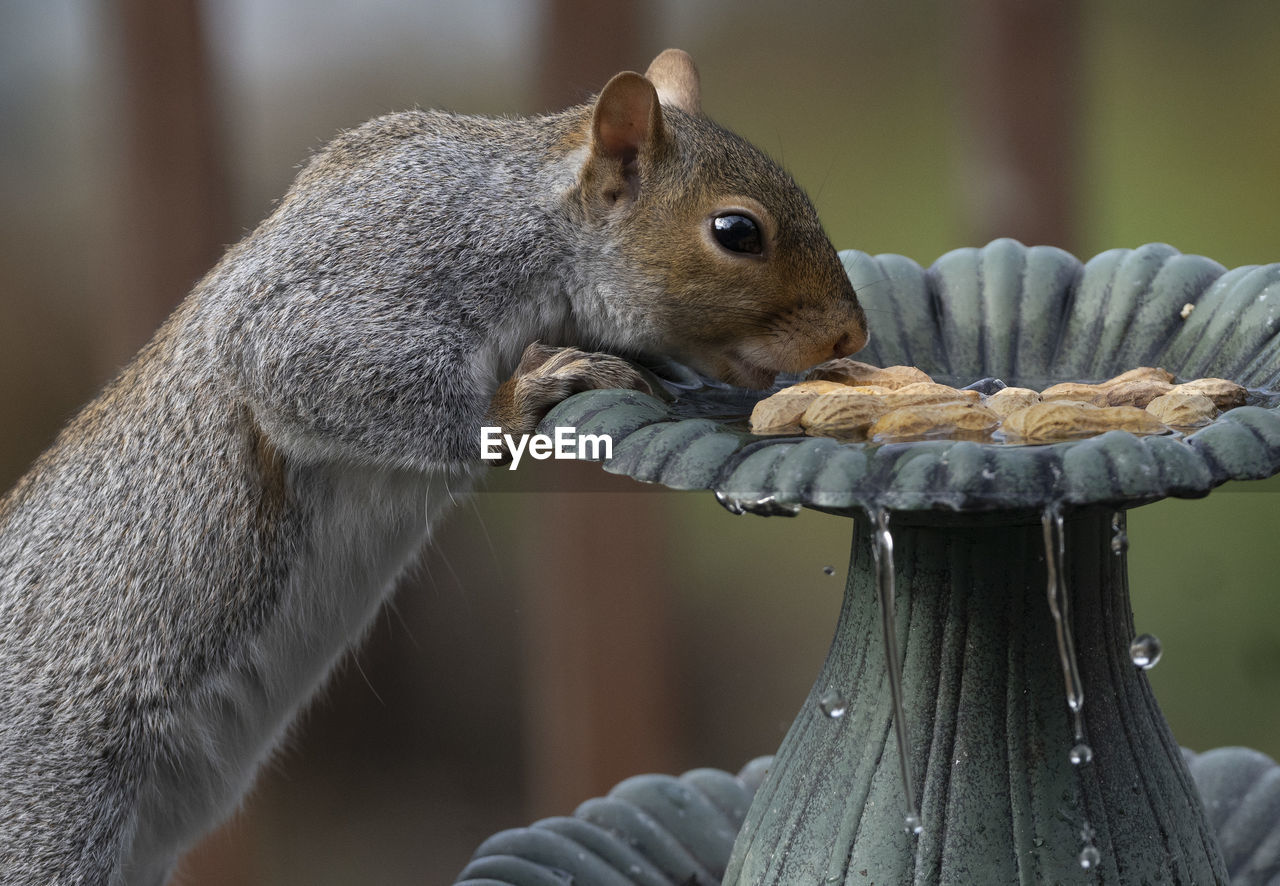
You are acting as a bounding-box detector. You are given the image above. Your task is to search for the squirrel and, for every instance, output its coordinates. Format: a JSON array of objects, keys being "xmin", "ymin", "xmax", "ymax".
[{"xmin": 0, "ymin": 49, "xmax": 866, "ymax": 884}]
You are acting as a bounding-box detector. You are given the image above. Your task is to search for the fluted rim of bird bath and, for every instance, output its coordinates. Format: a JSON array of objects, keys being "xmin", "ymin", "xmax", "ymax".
[
  {"xmin": 454, "ymin": 758, "xmax": 773, "ymax": 885},
  {"xmin": 538, "ymin": 239, "xmax": 1280, "ymax": 514},
  {"xmin": 452, "ymin": 729, "xmax": 1280, "ymax": 883}
]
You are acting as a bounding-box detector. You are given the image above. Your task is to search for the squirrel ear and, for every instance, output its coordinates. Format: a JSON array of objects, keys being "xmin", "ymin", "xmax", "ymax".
[
  {"xmin": 643, "ymin": 49, "xmax": 701, "ymax": 116},
  {"xmin": 590, "ymin": 71, "xmax": 662, "ymax": 193}
]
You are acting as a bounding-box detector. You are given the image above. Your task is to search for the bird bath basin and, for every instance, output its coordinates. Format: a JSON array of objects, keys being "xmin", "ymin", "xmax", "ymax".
[{"xmin": 457, "ymin": 240, "xmax": 1280, "ymax": 885}]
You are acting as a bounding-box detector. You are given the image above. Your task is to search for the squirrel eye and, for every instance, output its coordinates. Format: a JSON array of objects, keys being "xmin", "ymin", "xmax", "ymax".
[{"xmin": 711, "ymin": 213, "xmax": 763, "ymax": 255}]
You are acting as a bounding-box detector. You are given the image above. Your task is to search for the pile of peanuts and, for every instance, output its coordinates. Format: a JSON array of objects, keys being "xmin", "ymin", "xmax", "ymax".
[{"xmin": 749, "ymin": 359, "xmax": 1249, "ymax": 444}]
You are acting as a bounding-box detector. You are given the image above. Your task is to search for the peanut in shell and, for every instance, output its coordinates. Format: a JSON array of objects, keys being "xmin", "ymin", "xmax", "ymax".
[
  {"xmin": 803, "ymin": 358, "xmax": 882, "ymax": 385},
  {"xmin": 1002, "ymin": 401, "xmax": 1167, "ymax": 443},
  {"xmin": 868, "ymin": 402, "xmax": 1000, "ymax": 442},
  {"xmin": 800, "ymin": 390, "xmax": 888, "ymax": 436},
  {"xmin": 1103, "ymin": 379, "xmax": 1174, "ymax": 408},
  {"xmin": 750, "ymin": 381, "xmax": 848, "ymax": 433},
  {"xmin": 1103, "ymin": 367, "xmax": 1175, "ymax": 386},
  {"xmin": 872, "ymin": 365, "xmax": 935, "ymax": 389},
  {"xmin": 1039, "ymin": 382, "xmax": 1110, "ymax": 406},
  {"xmin": 1173, "ymin": 377, "xmax": 1247, "ymax": 410},
  {"xmin": 881, "ymin": 382, "xmax": 981, "ymax": 409},
  {"xmin": 984, "ymin": 386, "xmax": 1042, "ymax": 418},
  {"xmin": 773, "ymin": 380, "xmax": 850, "ymax": 397},
  {"xmin": 805, "ymin": 359, "xmax": 931, "ymax": 389},
  {"xmin": 1145, "ymin": 391, "xmax": 1218, "ymax": 427}
]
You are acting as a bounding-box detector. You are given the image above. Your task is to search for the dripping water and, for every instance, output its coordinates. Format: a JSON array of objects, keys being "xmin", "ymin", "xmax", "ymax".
[
  {"xmin": 1041, "ymin": 506, "xmax": 1085, "ymax": 741},
  {"xmin": 903, "ymin": 812, "xmax": 923, "ymax": 837},
  {"xmin": 1069, "ymin": 743, "xmax": 1094, "ymax": 766},
  {"xmin": 1078, "ymin": 824, "xmax": 1101, "ymax": 870},
  {"xmin": 870, "ymin": 507, "xmax": 922, "ymax": 837},
  {"xmin": 1042, "ymin": 506, "xmax": 1097, "ymax": 870},
  {"xmin": 714, "ymin": 490, "xmax": 745, "ymax": 515},
  {"xmin": 714, "ymin": 490, "xmax": 802, "ymax": 517}
]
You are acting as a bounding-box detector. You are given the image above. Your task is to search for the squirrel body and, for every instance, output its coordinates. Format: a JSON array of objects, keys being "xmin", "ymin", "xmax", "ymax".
[{"xmin": 0, "ymin": 51, "xmax": 865, "ymax": 884}]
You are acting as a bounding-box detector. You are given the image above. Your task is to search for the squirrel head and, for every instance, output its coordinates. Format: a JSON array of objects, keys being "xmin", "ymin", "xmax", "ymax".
[{"xmin": 572, "ymin": 49, "xmax": 868, "ymax": 389}]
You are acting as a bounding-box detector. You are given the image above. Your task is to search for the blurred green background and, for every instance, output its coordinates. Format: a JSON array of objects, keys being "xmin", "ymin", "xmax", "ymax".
[{"xmin": 1, "ymin": 1, "xmax": 1278, "ymax": 883}]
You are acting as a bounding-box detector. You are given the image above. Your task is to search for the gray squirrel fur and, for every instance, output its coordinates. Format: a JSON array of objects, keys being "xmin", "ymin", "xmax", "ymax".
[{"xmin": 0, "ymin": 50, "xmax": 866, "ymax": 884}]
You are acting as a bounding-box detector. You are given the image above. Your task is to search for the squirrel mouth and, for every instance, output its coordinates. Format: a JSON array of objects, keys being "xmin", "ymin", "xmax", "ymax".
[{"xmin": 720, "ymin": 351, "xmax": 779, "ymax": 391}]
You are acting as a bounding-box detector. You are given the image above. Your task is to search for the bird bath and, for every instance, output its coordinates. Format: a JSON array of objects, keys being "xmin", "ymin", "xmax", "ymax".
[{"xmin": 456, "ymin": 240, "xmax": 1280, "ymax": 885}]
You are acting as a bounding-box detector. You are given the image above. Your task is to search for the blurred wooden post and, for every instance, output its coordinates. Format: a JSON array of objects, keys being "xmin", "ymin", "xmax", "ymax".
[
  {"xmin": 522, "ymin": 3, "xmax": 683, "ymax": 817},
  {"xmin": 535, "ymin": 0, "xmax": 650, "ymax": 108},
  {"xmin": 954, "ymin": 0, "xmax": 1083, "ymax": 251},
  {"xmin": 520, "ymin": 471, "xmax": 683, "ymax": 817},
  {"xmin": 106, "ymin": 0, "xmax": 232, "ymax": 367}
]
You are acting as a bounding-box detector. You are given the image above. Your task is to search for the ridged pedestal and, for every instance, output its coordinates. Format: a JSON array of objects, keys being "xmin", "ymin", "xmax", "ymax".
[{"xmin": 724, "ymin": 508, "xmax": 1227, "ymax": 885}]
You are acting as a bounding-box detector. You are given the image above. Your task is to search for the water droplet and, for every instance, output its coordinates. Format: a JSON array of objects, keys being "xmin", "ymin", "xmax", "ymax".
[
  {"xmin": 904, "ymin": 813, "xmax": 923, "ymax": 836},
  {"xmin": 1079, "ymin": 844, "xmax": 1102, "ymax": 870},
  {"xmin": 1110, "ymin": 512, "xmax": 1129, "ymax": 555},
  {"xmin": 962, "ymin": 376, "xmax": 1007, "ymax": 395},
  {"xmin": 1129, "ymin": 633, "xmax": 1163, "ymax": 669},
  {"xmin": 822, "ymin": 565, "xmax": 835, "ymax": 576},
  {"xmin": 714, "ymin": 490, "xmax": 745, "ymax": 515},
  {"xmin": 714, "ymin": 491, "xmax": 801, "ymax": 517},
  {"xmin": 660, "ymin": 782, "xmax": 692, "ymax": 809},
  {"xmin": 819, "ymin": 689, "xmax": 847, "ymax": 719},
  {"xmin": 1069, "ymin": 743, "xmax": 1094, "ymax": 765}
]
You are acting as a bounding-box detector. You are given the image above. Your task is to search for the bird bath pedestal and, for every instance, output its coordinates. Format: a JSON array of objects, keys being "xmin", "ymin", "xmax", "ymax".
[
  {"xmin": 457, "ymin": 240, "xmax": 1280, "ymax": 885},
  {"xmin": 726, "ymin": 506, "xmax": 1220, "ymax": 884}
]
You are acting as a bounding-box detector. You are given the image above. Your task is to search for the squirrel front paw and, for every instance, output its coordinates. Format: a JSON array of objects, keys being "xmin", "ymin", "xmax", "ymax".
[{"xmin": 482, "ymin": 343, "xmax": 652, "ymax": 463}]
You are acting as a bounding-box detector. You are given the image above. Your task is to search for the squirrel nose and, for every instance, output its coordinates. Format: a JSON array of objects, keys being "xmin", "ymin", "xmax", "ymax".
[{"xmin": 831, "ymin": 332, "xmax": 857, "ymax": 360}]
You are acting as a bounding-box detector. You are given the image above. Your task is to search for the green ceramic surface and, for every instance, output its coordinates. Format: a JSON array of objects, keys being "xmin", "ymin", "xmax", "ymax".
[{"xmin": 540, "ymin": 240, "xmax": 1280, "ymax": 514}]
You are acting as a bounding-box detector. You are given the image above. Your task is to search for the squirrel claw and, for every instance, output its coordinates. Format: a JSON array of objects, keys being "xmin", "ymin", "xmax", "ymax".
[{"xmin": 482, "ymin": 344, "xmax": 651, "ymax": 462}]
